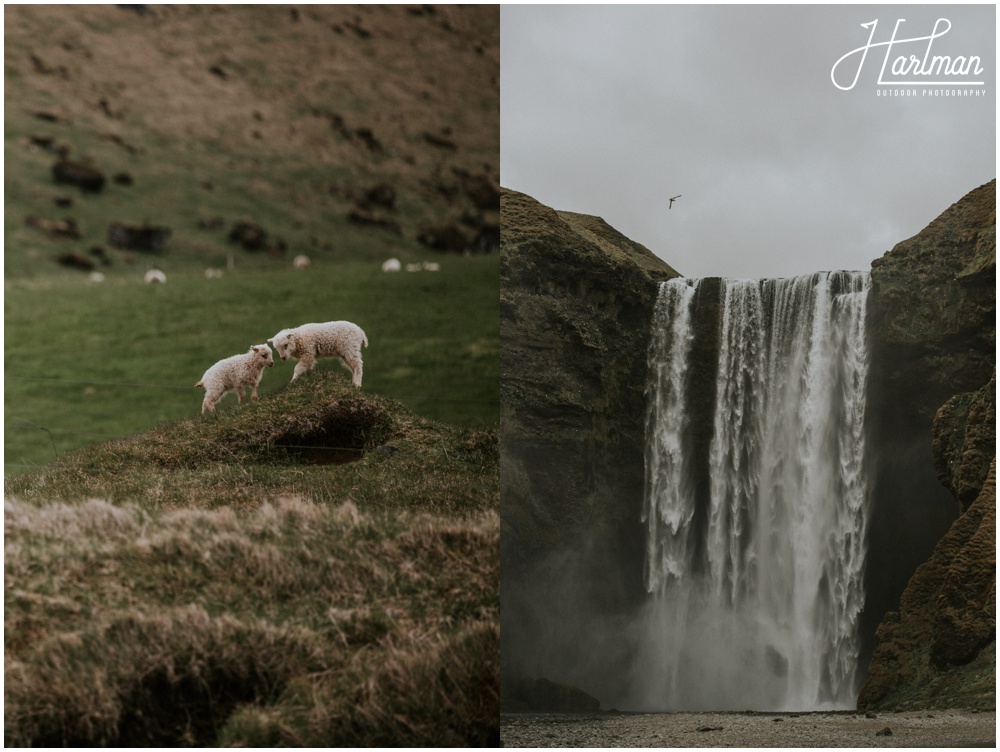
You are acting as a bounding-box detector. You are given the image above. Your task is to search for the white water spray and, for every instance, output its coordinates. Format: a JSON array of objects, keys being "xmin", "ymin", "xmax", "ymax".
[{"xmin": 639, "ymin": 272, "xmax": 871, "ymax": 711}]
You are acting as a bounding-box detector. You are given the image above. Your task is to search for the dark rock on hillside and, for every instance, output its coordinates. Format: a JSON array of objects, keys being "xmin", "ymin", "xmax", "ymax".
[
  {"xmin": 108, "ymin": 222, "xmax": 171, "ymax": 253},
  {"xmin": 352, "ymin": 126, "xmax": 382, "ymax": 153},
  {"xmin": 500, "ymin": 187, "xmax": 677, "ymax": 701},
  {"xmin": 89, "ymin": 246, "xmax": 112, "ymax": 266},
  {"xmin": 418, "ymin": 223, "xmax": 471, "ymax": 253},
  {"xmin": 860, "ymin": 179, "xmax": 996, "ymax": 709},
  {"xmin": 227, "ymin": 220, "xmax": 267, "ymax": 251},
  {"xmin": 423, "ymin": 130, "xmax": 458, "ymax": 150},
  {"xmin": 55, "ymin": 251, "xmax": 95, "ymax": 271},
  {"xmin": 32, "ymin": 111, "xmax": 65, "ymax": 123},
  {"xmin": 52, "ymin": 160, "xmax": 105, "ymax": 192},
  {"xmin": 360, "ymin": 183, "xmax": 397, "ymax": 211}
]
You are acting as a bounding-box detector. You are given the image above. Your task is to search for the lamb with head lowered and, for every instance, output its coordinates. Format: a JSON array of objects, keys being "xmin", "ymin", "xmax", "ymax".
[
  {"xmin": 268, "ymin": 320, "xmax": 368, "ymax": 387},
  {"xmin": 194, "ymin": 344, "xmax": 274, "ymax": 414}
]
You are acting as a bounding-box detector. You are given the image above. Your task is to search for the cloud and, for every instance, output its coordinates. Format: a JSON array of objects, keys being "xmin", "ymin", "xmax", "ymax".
[{"xmin": 502, "ymin": 5, "xmax": 995, "ymax": 278}]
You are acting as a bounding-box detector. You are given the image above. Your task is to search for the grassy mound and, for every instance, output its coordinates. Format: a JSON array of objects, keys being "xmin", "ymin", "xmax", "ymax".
[
  {"xmin": 6, "ymin": 370, "xmax": 498, "ymax": 514},
  {"xmin": 5, "ymin": 372, "xmax": 499, "ymax": 745},
  {"xmin": 99, "ymin": 372, "xmax": 398, "ymax": 469}
]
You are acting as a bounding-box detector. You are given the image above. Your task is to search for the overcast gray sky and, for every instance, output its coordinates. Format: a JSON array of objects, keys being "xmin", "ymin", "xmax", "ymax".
[{"xmin": 501, "ymin": 4, "xmax": 996, "ymax": 279}]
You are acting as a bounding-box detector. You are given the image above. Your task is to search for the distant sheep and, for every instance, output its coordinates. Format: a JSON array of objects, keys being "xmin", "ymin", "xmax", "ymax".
[
  {"xmin": 268, "ymin": 321, "xmax": 368, "ymax": 387},
  {"xmin": 422, "ymin": 261, "xmax": 440, "ymax": 272},
  {"xmin": 293, "ymin": 254, "xmax": 311, "ymax": 268},
  {"xmin": 195, "ymin": 344, "xmax": 274, "ymax": 414},
  {"xmin": 381, "ymin": 258, "xmax": 401, "ymax": 273},
  {"xmin": 144, "ymin": 269, "xmax": 167, "ymax": 284}
]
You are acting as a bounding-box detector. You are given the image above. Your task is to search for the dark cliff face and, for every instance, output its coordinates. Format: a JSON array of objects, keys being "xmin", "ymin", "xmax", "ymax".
[
  {"xmin": 860, "ymin": 179, "xmax": 996, "ymax": 709},
  {"xmin": 500, "ymin": 187, "xmax": 677, "ymax": 701}
]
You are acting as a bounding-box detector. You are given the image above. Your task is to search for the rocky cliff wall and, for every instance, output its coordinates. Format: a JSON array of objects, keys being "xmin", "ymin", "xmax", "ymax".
[
  {"xmin": 860, "ymin": 179, "xmax": 996, "ymax": 706},
  {"xmin": 500, "ymin": 187, "xmax": 677, "ymax": 701},
  {"xmin": 857, "ymin": 459, "xmax": 995, "ymax": 710}
]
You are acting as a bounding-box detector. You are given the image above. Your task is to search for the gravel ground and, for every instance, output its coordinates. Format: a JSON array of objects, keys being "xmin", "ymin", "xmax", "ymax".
[{"xmin": 501, "ymin": 709, "xmax": 995, "ymax": 747}]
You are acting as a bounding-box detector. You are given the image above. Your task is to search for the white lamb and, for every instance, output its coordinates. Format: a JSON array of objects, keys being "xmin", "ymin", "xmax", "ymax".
[
  {"xmin": 194, "ymin": 344, "xmax": 274, "ymax": 414},
  {"xmin": 268, "ymin": 321, "xmax": 368, "ymax": 387}
]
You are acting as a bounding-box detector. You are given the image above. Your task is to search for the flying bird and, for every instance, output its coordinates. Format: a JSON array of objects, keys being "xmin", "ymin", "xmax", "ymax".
[{"xmin": 669, "ymin": 195, "xmax": 681, "ymax": 209}]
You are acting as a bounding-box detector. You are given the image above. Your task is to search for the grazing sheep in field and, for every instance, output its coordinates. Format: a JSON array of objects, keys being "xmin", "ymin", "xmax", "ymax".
[
  {"xmin": 268, "ymin": 321, "xmax": 368, "ymax": 387},
  {"xmin": 144, "ymin": 269, "xmax": 167, "ymax": 284},
  {"xmin": 195, "ymin": 344, "xmax": 274, "ymax": 414},
  {"xmin": 293, "ymin": 254, "xmax": 311, "ymax": 268},
  {"xmin": 381, "ymin": 257, "xmax": 401, "ymax": 272}
]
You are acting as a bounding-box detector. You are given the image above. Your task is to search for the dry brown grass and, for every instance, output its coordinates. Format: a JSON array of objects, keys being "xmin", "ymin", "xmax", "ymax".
[{"xmin": 5, "ymin": 497, "xmax": 499, "ymax": 746}]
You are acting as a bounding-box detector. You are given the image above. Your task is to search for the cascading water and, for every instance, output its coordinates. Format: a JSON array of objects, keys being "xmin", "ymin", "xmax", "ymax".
[{"xmin": 638, "ymin": 271, "xmax": 871, "ymax": 712}]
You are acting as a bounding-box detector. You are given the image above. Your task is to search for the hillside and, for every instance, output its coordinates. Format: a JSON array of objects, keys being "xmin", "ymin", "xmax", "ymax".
[{"xmin": 4, "ymin": 4, "xmax": 499, "ymax": 276}]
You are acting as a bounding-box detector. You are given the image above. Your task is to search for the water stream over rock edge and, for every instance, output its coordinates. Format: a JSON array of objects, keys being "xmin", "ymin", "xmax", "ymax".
[{"xmin": 638, "ymin": 272, "xmax": 871, "ymax": 711}]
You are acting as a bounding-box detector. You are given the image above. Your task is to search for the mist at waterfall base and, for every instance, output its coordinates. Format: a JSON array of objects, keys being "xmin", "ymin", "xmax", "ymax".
[{"xmin": 632, "ymin": 272, "xmax": 871, "ymax": 712}]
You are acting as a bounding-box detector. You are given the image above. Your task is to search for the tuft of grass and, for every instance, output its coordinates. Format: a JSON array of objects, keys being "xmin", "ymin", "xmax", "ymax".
[{"xmin": 5, "ymin": 497, "xmax": 499, "ymax": 746}]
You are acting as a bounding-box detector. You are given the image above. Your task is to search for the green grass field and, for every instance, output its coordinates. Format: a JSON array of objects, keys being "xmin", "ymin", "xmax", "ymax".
[{"xmin": 5, "ymin": 255, "xmax": 498, "ymax": 471}]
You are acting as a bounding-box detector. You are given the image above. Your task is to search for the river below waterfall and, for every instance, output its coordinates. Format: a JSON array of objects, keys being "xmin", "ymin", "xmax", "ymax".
[{"xmin": 500, "ymin": 710, "xmax": 996, "ymax": 748}]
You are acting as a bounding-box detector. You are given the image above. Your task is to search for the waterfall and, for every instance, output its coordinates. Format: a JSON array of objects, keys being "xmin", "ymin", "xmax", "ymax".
[{"xmin": 639, "ymin": 272, "xmax": 871, "ymax": 712}]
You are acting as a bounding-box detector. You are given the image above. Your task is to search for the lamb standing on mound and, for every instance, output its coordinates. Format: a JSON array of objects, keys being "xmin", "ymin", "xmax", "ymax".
[
  {"xmin": 195, "ymin": 344, "xmax": 274, "ymax": 414},
  {"xmin": 268, "ymin": 321, "xmax": 368, "ymax": 387}
]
